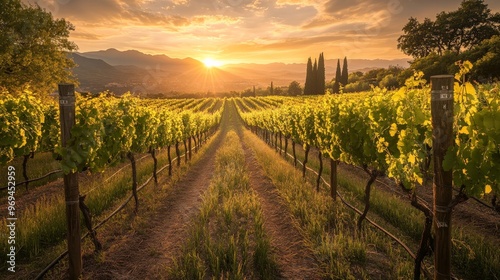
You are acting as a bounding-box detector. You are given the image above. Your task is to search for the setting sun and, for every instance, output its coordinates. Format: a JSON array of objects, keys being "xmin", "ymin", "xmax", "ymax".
[{"xmin": 203, "ymin": 58, "xmax": 223, "ymax": 68}]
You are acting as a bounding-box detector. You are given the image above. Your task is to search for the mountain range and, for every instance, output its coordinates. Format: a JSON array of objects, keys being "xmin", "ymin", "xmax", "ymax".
[{"xmin": 71, "ymin": 48, "xmax": 410, "ymax": 95}]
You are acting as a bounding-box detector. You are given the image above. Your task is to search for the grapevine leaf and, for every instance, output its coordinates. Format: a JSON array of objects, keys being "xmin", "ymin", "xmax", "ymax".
[
  {"xmin": 458, "ymin": 126, "xmax": 469, "ymax": 135},
  {"xmin": 485, "ymin": 185, "xmax": 492, "ymax": 194},
  {"xmin": 389, "ymin": 123, "xmax": 398, "ymax": 137},
  {"xmin": 443, "ymin": 147, "xmax": 457, "ymax": 171},
  {"xmin": 408, "ymin": 154, "xmax": 416, "ymax": 164}
]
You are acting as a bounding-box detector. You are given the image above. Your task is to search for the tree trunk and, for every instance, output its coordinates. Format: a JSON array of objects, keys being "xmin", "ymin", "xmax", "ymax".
[
  {"xmin": 357, "ymin": 168, "xmax": 379, "ymax": 230},
  {"xmin": 127, "ymin": 152, "xmax": 139, "ymax": 213},
  {"xmin": 316, "ymin": 151, "xmax": 323, "ymax": 191},
  {"xmin": 302, "ymin": 144, "xmax": 310, "ymax": 178},
  {"xmin": 330, "ymin": 159, "xmax": 338, "ymax": 200},
  {"xmin": 175, "ymin": 142, "xmax": 181, "ymax": 167},
  {"xmin": 284, "ymin": 137, "xmax": 289, "ymax": 158},
  {"xmin": 167, "ymin": 145, "xmax": 172, "ymax": 176},
  {"xmin": 412, "ymin": 197, "xmax": 433, "ymax": 280},
  {"xmin": 22, "ymin": 154, "xmax": 30, "ymax": 191},
  {"xmin": 279, "ymin": 132, "xmax": 283, "ymax": 155},
  {"xmin": 79, "ymin": 195, "xmax": 102, "ymax": 251},
  {"xmin": 275, "ymin": 132, "xmax": 278, "ymax": 152},
  {"xmin": 183, "ymin": 140, "xmax": 188, "ymax": 163},
  {"xmin": 150, "ymin": 148, "xmax": 158, "ymax": 186}
]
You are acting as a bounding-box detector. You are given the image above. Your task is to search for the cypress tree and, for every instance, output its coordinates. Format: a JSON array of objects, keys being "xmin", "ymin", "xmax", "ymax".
[
  {"xmin": 270, "ymin": 81, "xmax": 274, "ymax": 95},
  {"xmin": 333, "ymin": 59, "xmax": 341, "ymax": 93},
  {"xmin": 304, "ymin": 57, "xmax": 313, "ymax": 95},
  {"xmin": 318, "ymin": 52, "xmax": 326, "ymax": 94},
  {"xmin": 341, "ymin": 56, "xmax": 348, "ymax": 86},
  {"xmin": 312, "ymin": 58, "xmax": 318, "ymax": 94}
]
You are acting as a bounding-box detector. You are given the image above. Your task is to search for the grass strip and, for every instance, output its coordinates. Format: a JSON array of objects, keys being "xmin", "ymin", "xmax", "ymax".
[
  {"xmin": 268, "ymin": 135, "xmax": 500, "ymax": 279},
  {"xmin": 170, "ymin": 131, "xmax": 279, "ymax": 279},
  {"xmin": 243, "ymin": 130, "xmax": 420, "ymax": 279},
  {"xmin": 0, "ymin": 140, "xmax": 194, "ymax": 265}
]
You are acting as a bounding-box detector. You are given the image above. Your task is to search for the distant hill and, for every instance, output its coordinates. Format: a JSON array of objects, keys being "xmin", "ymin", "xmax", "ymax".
[
  {"xmin": 80, "ymin": 48, "xmax": 202, "ymax": 69},
  {"xmin": 328, "ymin": 58, "xmax": 410, "ymax": 72},
  {"xmin": 72, "ymin": 49, "xmax": 410, "ymax": 95},
  {"xmin": 224, "ymin": 58, "xmax": 410, "ymax": 82},
  {"xmin": 70, "ymin": 53, "xmax": 131, "ymax": 93}
]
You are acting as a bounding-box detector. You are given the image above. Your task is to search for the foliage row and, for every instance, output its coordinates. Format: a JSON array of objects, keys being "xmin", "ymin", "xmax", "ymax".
[
  {"xmin": 0, "ymin": 92, "xmax": 223, "ymax": 174},
  {"xmin": 238, "ymin": 72, "xmax": 500, "ymax": 198}
]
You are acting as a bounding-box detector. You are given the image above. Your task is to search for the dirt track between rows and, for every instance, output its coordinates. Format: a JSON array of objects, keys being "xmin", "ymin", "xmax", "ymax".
[{"xmin": 77, "ymin": 101, "xmax": 324, "ymax": 279}]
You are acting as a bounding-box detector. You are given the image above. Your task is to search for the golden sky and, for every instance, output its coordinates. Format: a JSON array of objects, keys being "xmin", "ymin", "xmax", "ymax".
[{"xmin": 27, "ymin": 0, "xmax": 500, "ymax": 64}]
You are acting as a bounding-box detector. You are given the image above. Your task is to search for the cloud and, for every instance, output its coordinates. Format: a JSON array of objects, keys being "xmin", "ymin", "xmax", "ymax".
[
  {"xmin": 28, "ymin": 0, "xmax": 218, "ymax": 28},
  {"xmin": 302, "ymin": 0, "xmax": 400, "ymax": 28},
  {"xmin": 275, "ymin": 0, "xmax": 321, "ymax": 8},
  {"xmin": 26, "ymin": 0, "xmax": 500, "ymax": 62},
  {"xmin": 70, "ymin": 31, "xmax": 101, "ymax": 40}
]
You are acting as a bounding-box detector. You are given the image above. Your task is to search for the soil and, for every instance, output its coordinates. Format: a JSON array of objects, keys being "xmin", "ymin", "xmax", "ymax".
[
  {"xmin": 242, "ymin": 143, "xmax": 323, "ymax": 279},
  {"xmin": 81, "ymin": 130, "xmax": 222, "ymax": 280},
  {"xmin": 71, "ymin": 102, "xmax": 323, "ymax": 279}
]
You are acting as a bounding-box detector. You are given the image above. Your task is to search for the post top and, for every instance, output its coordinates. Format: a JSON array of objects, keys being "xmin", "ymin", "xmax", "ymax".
[
  {"xmin": 58, "ymin": 84, "xmax": 75, "ymax": 97},
  {"xmin": 430, "ymin": 75, "xmax": 454, "ymax": 79}
]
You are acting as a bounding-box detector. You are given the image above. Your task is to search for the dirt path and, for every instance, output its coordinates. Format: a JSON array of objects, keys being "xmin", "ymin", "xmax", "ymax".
[
  {"xmin": 82, "ymin": 135, "xmax": 221, "ymax": 279},
  {"xmin": 81, "ymin": 103, "xmax": 234, "ymax": 279},
  {"xmin": 55, "ymin": 101, "xmax": 324, "ymax": 279},
  {"xmin": 232, "ymin": 101, "xmax": 323, "ymax": 279},
  {"xmin": 242, "ymin": 143, "xmax": 323, "ymax": 279}
]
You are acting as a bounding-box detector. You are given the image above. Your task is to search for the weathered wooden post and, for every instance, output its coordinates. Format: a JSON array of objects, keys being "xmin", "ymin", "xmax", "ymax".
[
  {"xmin": 330, "ymin": 158, "xmax": 338, "ymax": 200},
  {"xmin": 58, "ymin": 84, "xmax": 82, "ymax": 279},
  {"xmin": 430, "ymin": 75, "xmax": 454, "ymax": 280}
]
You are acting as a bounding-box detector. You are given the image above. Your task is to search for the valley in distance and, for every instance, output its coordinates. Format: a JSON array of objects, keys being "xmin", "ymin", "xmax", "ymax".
[{"xmin": 71, "ymin": 48, "xmax": 409, "ymax": 97}]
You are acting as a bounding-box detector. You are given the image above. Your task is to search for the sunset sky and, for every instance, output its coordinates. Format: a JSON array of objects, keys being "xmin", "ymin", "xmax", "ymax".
[{"xmin": 27, "ymin": 0, "xmax": 500, "ymax": 64}]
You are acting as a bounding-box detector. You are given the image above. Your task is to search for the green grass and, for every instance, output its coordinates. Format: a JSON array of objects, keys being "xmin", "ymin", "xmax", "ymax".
[
  {"xmin": 244, "ymin": 130, "xmax": 419, "ymax": 279},
  {"xmin": 169, "ymin": 131, "xmax": 279, "ymax": 279},
  {"xmin": 0, "ymin": 152, "xmax": 62, "ymax": 194},
  {"xmin": 0, "ymin": 141, "xmax": 193, "ymax": 263},
  {"xmin": 267, "ymin": 133, "xmax": 500, "ymax": 280},
  {"xmin": 0, "ymin": 132, "xmax": 220, "ymax": 279}
]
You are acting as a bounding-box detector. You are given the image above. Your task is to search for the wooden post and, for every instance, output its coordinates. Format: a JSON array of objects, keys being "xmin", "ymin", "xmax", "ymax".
[
  {"xmin": 316, "ymin": 151, "xmax": 323, "ymax": 192},
  {"xmin": 430, "ymin": 75, "xmax": 454, "ymax": 280},
  {"xmin": 188, "ymin": 137, "xmax": 192, "ymax": 160},
  {"xmin": 22, "ymin": 155, "xmax": 29, "ymax": 190},
  {"xmin": 330, "ymin": 158, "xmax": 337, "ymax": 200},
  {"xmin": 127, "ymin": 152, "xmax": 139, "ymax": 213},
  {"xmin": 58, "ymin": 84, "xmax": 82, "ymax": 279}
]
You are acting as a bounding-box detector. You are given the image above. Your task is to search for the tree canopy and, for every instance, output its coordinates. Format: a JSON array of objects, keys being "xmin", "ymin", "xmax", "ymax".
[
  {"xmin": 397, "ymin": 0, "xmax": 500, "ymax": 59},
  {"xmin": 467, "ymin": 35, "xmax": 500, "ymax": 80},
  {"xmin": 0, "ymin": 0, "xmax": 77, "ymax": 96},
  {"xmin": 304, "ymin": 58, "xmax": 313, "ymax": 95},
  {"xmin": 288, "ymin": 81, "xmax": 302, "ymax": 96},
  {"xmin": 341, "ymin": 56, "xmax": 348, "ymax": 86},
  {"xmin": 304, "ymin": 53, "xmax": 325, "ymax": 95},
  {"xmin": 332, "ymin": 59, "xmax": 341, "ymax": 94},
  {"xmin": 317, "ymin": 53, "xmax": 325, "ymax": 94}
]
